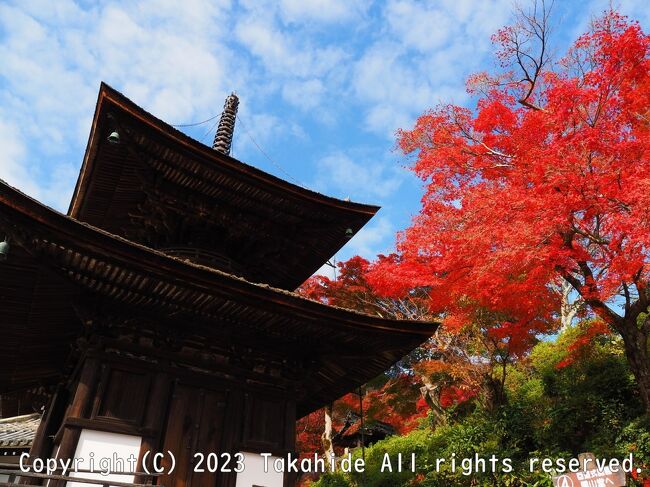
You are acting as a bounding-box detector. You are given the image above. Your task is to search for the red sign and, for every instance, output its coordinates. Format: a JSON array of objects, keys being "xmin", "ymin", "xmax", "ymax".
[{"xmin": 552, "ymin": 467, "xmax": 626, "ymax": 487}]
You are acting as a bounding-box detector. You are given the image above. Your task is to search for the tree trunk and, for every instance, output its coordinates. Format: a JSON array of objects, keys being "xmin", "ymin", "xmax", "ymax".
[
  {"xmin": 560, "ymin": 279, "xmax": 581, "ymax": 331},
  {"xmin": 419, "ymin": 375, "xmax": 448, "ymax": 426},
  {"xmin": 482, "ymin": 374, "xmax": 507, "ymax": 412},
  {"xmin": 563, "ymin": 267, "xmax": 650, "ymax": 413},
  {"xmin": 321, "ymin": 404, "xmax": 335, "ymax": 468},
  {"xmin": 619, "ymin": 320, "xmax": 650, "ymax": 414}
]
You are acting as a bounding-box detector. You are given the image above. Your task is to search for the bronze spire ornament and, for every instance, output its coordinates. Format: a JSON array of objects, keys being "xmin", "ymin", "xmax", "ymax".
[{"xmin": 212, "ymin": 92, "xmax": 239, "ymax": 155}]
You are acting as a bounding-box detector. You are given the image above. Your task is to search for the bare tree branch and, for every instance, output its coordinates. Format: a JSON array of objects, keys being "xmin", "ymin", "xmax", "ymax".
[{"xmin": 500, "ymin": 0, "xmax": 554, "ymax": 110}]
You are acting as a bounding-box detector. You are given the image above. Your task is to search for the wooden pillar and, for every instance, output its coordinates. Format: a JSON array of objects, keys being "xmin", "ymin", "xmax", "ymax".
[
  {"xmin": 21, "ymin": 384, "xmax": 69, "ymax": 485},
  {"xmin": 49, "ymin": 357, "xmax": 100, "ymax": 487},
  {"xmin": 136, "ymin": 372, "xmax": 171, "ymax": 485}
]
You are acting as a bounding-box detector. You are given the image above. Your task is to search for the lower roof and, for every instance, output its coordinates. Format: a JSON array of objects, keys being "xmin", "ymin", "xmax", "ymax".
[
  {"xmin": 0, "ymin": 414, "xmax": 40, "ymax": 449},
  {"xmin": 0, "ymin": 180, "xmax": 437, "ymax": 415}
]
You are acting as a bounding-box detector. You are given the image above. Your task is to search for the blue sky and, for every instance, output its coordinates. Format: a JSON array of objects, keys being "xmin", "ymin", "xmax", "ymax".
[{"xmin": 0, "ymin": 0, "xmax": 648, "ymax": 279}]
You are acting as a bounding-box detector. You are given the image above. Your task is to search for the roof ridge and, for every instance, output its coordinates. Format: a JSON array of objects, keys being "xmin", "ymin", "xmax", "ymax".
[{"xmin": 94, "ymin": 82, "xmax": 380, "ymax": 212}]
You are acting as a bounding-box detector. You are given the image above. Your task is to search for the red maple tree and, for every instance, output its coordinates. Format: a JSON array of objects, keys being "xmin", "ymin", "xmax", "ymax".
[
  {"xmin": 298, "ymin": 257, "xmax": 434, "ymax": 448},
  {"xmin": 369, "ymin": 9, "xmax": 650, "ymax": 411},
  {"xmin": 299, "ymin": 257, "xmax": 513, "ymax": 442}
]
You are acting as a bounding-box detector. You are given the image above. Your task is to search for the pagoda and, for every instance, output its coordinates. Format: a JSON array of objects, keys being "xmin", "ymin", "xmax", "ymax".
[{"xmin": 0, "ymin": 83, "xmax": 437, "ymax": 487}]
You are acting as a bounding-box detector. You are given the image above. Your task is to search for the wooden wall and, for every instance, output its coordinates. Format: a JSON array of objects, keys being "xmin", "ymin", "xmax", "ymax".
[{"xmin": 37, "ymin": 348, "xmax": 297, "ymax": 487}]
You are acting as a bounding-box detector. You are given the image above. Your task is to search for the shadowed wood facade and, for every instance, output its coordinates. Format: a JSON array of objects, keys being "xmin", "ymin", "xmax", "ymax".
[{"xmin": 0, "ymin": 83, "xmax": 437, "ymax": 487}]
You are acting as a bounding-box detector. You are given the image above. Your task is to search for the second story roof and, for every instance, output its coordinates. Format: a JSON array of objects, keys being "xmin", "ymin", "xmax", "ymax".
[{"xmin": 68, "ymin": 84, "xmax": 380, "ymax": 290}]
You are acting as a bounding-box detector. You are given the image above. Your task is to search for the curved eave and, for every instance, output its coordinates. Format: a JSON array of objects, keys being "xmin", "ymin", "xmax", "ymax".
[
  {"xmin": 2, "ymin": 181, "xmax": 438, "ymax": 414},
  {"xmin": 2, "ymin": 180, "xmax": 437, "ymax": 339},
  {"xmin": 68, "ymin": 82, "xmax": 379, "ymax": 219}
]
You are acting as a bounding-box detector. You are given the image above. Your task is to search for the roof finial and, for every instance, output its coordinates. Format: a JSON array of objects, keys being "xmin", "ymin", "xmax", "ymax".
[{"xmin": 212, "ymin": 92, "xmax": 239, "ymax": 156}]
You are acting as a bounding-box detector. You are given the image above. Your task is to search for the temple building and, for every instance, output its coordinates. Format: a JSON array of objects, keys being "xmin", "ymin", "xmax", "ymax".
[{"xmin": 0, "ymin": 83, "xmax": 437, "ymax": 487}]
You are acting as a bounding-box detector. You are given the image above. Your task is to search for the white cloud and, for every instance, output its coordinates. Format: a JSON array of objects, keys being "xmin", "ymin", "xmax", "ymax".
[
  {"xmin": 0, "ymin": 119, "xmax": 37, "ymax": 194},
  {"xmin": 617, "ymin": 0, "xmax": 650, "ymax": 25},
  {"xmin": 313, "ymin": 152, "xmax": 405, "ymax": 201},
  {"xmin": 278, "ymin": 0, "xmax": 370, "ymax": 23},
  {"xmin": 346, "ymin": 216, "xmax": 394, "ymax": 258},
  {"xmin": 385, "ymin": 1, "xmax": 452, "ymax": 51},
  {"xmin": 0, "ymin": 0, "xmax": 238, "ymax": 209},
  {"xmin": 351, "ymin": 0, "xmax": 512, "ymax": 136},
  {"xmin": 2, "ymin": 0, "xmax": 639, "ymax": 224},
  {"xmin": 231, "ymin": 109, "xmax": 308, "ymax": 171},
  {"xmin": 40, "ymin": 162, "xmax": 80, "ymax": 212},
  {"xmin": 235, "ymin": 17, "xmax": 347, "ymax": 78},
  {"xmin": 238, "ymin": 0, "xmax": 369, "ymax": 24},
  {"xmin": 0, "ymin": 1, "xmax": 234, "ymax": 128},
  {"xmin": 0, "ymin": 117, "xmax": 77, "ymax": 210},
  {"xmin": 567, "ymin": 0, "xmax": 650, "ymax": 42},
  {"xmin": 281, "ymin": 79, "xmax": 325, "ymax": 111},
  {"xmin": 352, "ymin": 42, "xmax": 467, "ymax": 135}
]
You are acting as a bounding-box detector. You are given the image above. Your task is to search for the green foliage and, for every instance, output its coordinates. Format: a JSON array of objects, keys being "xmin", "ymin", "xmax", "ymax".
[
  {"xmin": 353, "ymin": 429, "xmax": 430, "ymax": 487},
  {"xmin": 521, "ymin": 327, "xmax": 643, "ymax": 455},
  {"xmin": 312, "ymin": 414, "xmax": 555, "ymax": 486},
  {"xmin": 616, "ymin": 415, "xmax": 650, "ymax": 469},
  {"xmin": 309, "ymin": 326, "xmax": 647, "ymax": 487},
  {"xmin": 310, "ymin": 472, "xmax": 352, "ymax": 487}
]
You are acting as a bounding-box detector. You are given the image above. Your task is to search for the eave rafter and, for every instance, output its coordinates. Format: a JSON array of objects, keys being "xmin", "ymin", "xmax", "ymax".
[
  {"xmin": 68, "ymin": 83, "xmax": 379, "ymax": 290},
  {"xmin": 0, "ymin": 180, "xmax": 437, "ymax": 414}
]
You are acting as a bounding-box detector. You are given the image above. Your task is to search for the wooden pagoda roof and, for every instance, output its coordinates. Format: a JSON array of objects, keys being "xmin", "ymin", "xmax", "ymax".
[
  {"xmin": 0, "ymin": 181, "xmax": 437, "ymax": 416},
  {"xmin": 0, "ymin": 414, "xmax": 40, "ymax": 449},
  {"xmin": 67, "ymin": 83, "xmax": 380, "ymax": 290}
]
